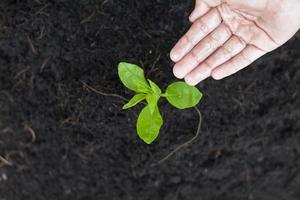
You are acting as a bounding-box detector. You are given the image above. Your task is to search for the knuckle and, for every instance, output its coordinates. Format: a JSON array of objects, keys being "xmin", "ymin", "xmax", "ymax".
[
  {"xmin": 203, "ymin": 61, "xmax": 214, "ymax": 71},
  {"xmin": 209, "ymin": 33, "xmax": 218, "ymax": 43},
  {"xmin": 195, "ymin": 18, "xmax": 210, "ymax": 35},
  {"xmin": 208, "ymin": 34, "xmax": 219, "ymax": 50},
  {"xmin": 234, "ymin": 36, "xmax": 247, "ymax": 49},
  {"xmin": 220, "ymin": 46, "xmax": 232, "ymax": 59},
  {"xmin": 190, "ymin": 49, "xmax": 201, "ymax": 64},
  {"xmin": 222, "ymin": 23, "xmax": 232, "ymax": 36},
  {"xmin": 235, "ymin": 24, "xmax": 253, "ymax": 44},
  {"xmin": 183, "ymin": 34, "xmax": 195, "ymax": 46},
  {"xmin": 241, "ymin": 50, "xmax": 253, "ymax": 64}
]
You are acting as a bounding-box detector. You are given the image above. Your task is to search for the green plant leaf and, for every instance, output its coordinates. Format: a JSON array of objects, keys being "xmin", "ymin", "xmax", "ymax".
[
  {"xmin": 137, "ymin": 104, "xmax": 163, "ymax": 144},
  {"xmin": 118, "ymin": 62, "xmax": 151, "ymax": 93},
  {"xmin": 122, "ymin": 93, "xmax": 146, "ymax": 109},
  {"xmin": 146, "ymin": 79, "xmax": 161, "ymax": 114},
  {"xmin": 165, "ymin": 81, "xmax": 202, "ymax": 109},
  {"xmin": 148, "ymin": 79, "xmax": 161, "ymax": 95},
  {"xmin": 146, "ymin": 93, "xmax": 160, "ymax": 114}
]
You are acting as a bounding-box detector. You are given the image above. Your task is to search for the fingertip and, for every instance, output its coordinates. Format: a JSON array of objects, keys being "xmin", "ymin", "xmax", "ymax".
[
  {"xmin": 189, "ymin": 11, "xmax": 196, "ymax": 22},
  {"xmin": 170, "ymin": 51, "xmax": 180, "ymax": 62},
  {"xmin": 184, "ymin": 75, "xmax": 197, "ymax": 86},
  {"xmin": 211, "ymin": 69, "xmax": 223, "ymax": 80},
  {"xmin": 173, "ymin": 65, "xmax": 185, "ymax": 79}
]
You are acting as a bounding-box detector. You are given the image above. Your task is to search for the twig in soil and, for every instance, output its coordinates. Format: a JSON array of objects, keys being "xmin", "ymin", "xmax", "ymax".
[
  {"xmin": 147, "ymin": 54, "xmax": 161, "ymax": 76},
  {"xmin": 35, "ymin": 4, "xmax": 50, "ymax": 15},
  {"xmin": 0, "ymin": 91, "xmax": 14, "ymax": 103},
  {"xmin": 40, "ymin": 57, "xmax": 51, "ymax": 73},
  {"xmin": 26, "ymin": 34, "xmax": 37, "ymax": 55},
  {"xmin": 152, "ymin": 107, "xmax": 202, "ymax": 167},
  {"xmin": 24, "ymin": 125, "xmax": 36, "ymax": 143},
  {"xmin": 0, "ymin": 155, "xmax": 12, "ymax": 167},
  {"xmin": 80, "ymin": 11, "xmax": 96, "ymax": 24},
  {"xmin": 37, "ymin": 25, "xmax": 45, "ymax": 40},
  {"xmin": 14, "ymin": 66, "xmax": 31, "ymax": 79},
  {"xmin": 33, "ymin": 0, "xmax": 42, "ymax": 4},
  {"xmin": 81, "ymin": 81, "xmax": 129, "ymax": 102}
]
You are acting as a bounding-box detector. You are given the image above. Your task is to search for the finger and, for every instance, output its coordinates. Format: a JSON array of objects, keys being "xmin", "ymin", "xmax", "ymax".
[
  {"xmin": 189, "ymin": 1, "xmax": 210, "ymax": 22},
  {"xmin": 184, "ymin": 36, "xmax": 246, "ymax": 85},
  {"xmin": 173, "ymin": 23, "xmax": 232, "ymax": 79},
  {"xmin": 211, "ymin": 45, "xmax": 266, "ymax": 80},
  {"xmin": 170, "ymin": 8, "xmax": 222, "ymax": 62}
]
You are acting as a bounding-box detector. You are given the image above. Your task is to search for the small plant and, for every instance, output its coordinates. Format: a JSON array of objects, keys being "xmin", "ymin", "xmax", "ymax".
[{"xmin": 118, "ymin": 62, "xmax": 203, "ymax": 144}]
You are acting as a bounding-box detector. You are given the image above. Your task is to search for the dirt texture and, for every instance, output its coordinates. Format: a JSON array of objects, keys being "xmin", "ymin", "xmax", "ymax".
[{"xmin": 0, "ymin": 0, "xmax": 300, "ymax": 200}]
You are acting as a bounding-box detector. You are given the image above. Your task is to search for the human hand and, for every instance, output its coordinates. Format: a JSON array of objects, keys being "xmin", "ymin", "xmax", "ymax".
[{"xmin": 170, "ymin": 0, "xmax": 300, "ymax": 85}]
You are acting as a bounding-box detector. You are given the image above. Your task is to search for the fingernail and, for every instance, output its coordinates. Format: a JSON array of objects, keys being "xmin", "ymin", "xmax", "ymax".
[
  {"xmin": 211, "ymin": 71, "xmax": 222, "ymax": 80},
  {"xmin": 173, "ymin": 66, "xmax": 184, "ymax": 79},
  {"xmin": 170, "ymin": 51, "xmax": 179, "ymax": 62},
  {"xmin": 184, "ymin": 75, "xmax": 196, "ymax": 86}
]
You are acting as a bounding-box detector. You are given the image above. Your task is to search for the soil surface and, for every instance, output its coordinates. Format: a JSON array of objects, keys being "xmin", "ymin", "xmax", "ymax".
[{"xmin": 0, "ymin": 0, "xmax": 300, "ymax": 200}]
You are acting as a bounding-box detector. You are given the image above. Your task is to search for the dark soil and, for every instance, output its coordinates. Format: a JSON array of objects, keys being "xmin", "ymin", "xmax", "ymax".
[{"xmin": 0, "ymin": 0, "xmax": 300, "ymax": 200}]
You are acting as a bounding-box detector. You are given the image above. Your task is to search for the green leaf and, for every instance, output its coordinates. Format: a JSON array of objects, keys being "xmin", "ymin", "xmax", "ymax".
[
  {"xmin": 146, "ymin": 93, "xmax": 160, "ymax": 114},
  {"xmin": 165, "ymin": 81, "xmax": 202, "ymax": 109},
  {"xmin": 148, "ymin": 79, "xmax": 161, "ymax": 95},
  {"xmin": 118, "ymin": 62, "xmax": 151, "ymax": 93},
  {"xmin": 122, "ymin": 94, "xmax": 146, "ymax": 109},
  {"xmin": 146, "ymin": 79, "xmax": 161, "ymax": 114},
  {"xmin": 137, "ymin": 104, "xmax": 163, "ymax": 144}
]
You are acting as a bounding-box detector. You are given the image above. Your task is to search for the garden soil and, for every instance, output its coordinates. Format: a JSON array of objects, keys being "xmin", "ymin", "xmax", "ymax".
[{"xmin": 0, "ymin": 0, "xmax": 300, "ymax": 200}]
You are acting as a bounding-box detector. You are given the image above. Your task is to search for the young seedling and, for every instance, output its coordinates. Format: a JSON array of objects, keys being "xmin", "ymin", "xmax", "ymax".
[{"xmin": 118, "ymin": 62, "xmax": 203, "ymax": 144}]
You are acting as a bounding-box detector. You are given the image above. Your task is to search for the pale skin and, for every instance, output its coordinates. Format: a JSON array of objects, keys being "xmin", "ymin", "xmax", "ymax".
[{"xmin": 170, "ymin": 0, "xmax": 300, "ymax": 85}]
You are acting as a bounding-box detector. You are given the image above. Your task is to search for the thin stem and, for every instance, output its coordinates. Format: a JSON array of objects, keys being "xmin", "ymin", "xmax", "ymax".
[
  {"xmin": 152, "ymin": 107, "xmax": 202, "ymax": 167},
  {"xmin": 81, "ymin": 81, "xmax": 129, "ymax": 102},
  {"xmin": 160, "ymin": 93, "xmax": 177, "ymax": 98},
  {"xmin": 0, "ymin": 155, "xmax": 12, "ymax": 166}
]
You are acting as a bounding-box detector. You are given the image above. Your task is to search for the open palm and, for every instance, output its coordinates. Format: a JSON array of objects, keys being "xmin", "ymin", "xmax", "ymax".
[{"xmin": 170, "ymin": 0, "xmax": 300, "ymax": 85}]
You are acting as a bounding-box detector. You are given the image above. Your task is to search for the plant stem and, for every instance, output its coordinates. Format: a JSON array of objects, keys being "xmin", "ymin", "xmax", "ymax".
[
  {"xmin": 160, "ymin": 93, "xmax": 177, "ymax": 97},
  {"xmin": 81, "ymin": 81, "xmax": 147, "ymax": 105},
  {"xmin": 81, "ymin": 81, "xmax": 129, "ymax": 101},
  {"xmin": 152, "ymin": 106, "xmax": 202, "ymax": 167},
  {"xmin": 0, "ymin": 155, "xmax": 12, "ymax": 166}
]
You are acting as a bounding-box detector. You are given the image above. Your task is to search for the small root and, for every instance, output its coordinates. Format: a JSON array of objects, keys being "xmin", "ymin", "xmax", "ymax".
[
  {"xmin": 152, "ymin": 107, "xmax": 202, "ymax": 167},
  {"xmin": 0, "ymin": 155, "xmax": 12, "ymax": 167},
  {"xmin": 80, "ymin": 11, "xmax": 96, "ymax": 24},
  {"xmin": 34, "ymin": 4, "xmax": 50, "ymax": 15},
  {"xmin": 14, "ymin": 66, "xmax": 31, "ymax": 79},
  {"xmin": 40, "ymin": 57, "xmax": 51, "ymax": 73},
  {"xmin": 0, "ymin": 91, "xmax": 14, "ymax": 103},
  {"xmin": 24, "ymin": 125, "xmax": 36, "ymax": 143},
  {"xmin": 26, "ymin": 34, "xmax": 37, "ymax": 55},
  {"xmin": 81, "ymin": 81, "xmax": 129, "ymax": 102},
  {"xmin": 147, "ymin": 54, "xmax": 161, "ymax": 77}
]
